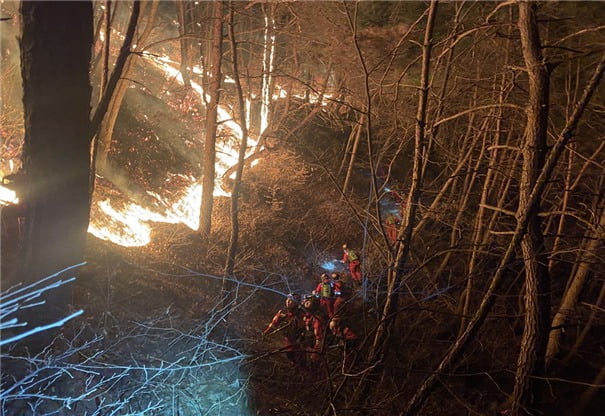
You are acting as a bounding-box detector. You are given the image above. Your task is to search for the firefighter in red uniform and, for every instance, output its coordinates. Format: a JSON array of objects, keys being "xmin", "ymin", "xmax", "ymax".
[
  {"xmin": 342, "ymin": 244, "xmax": 362, "ymax": 283},
  {"xmin": 329, "ymin": 317, "xmax": 359, "ymax": 371},
  {"xmin": 302, "ymin": 295, "xmax": 328, "ymax": 376},
  {"xmin": 384, "ymin": 212, "xmax": 399, "ymax": 243},
  {"xmin": 263, "ymin": 293, "xmax": 306, "ymax": 369},
  {"xmin": 314, "ymin": 273, "xmax": 335, "ymax": 318},
  {"xmin": 331, "ymin": 272, "xmax": 350, "ymax": 317}
]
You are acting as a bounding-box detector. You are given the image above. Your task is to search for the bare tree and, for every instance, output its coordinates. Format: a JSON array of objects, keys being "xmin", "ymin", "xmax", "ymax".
[
  {"xmin": 348, "ymin": 0, "xmax": 439, "ymax": 405},
  {"xmin": 546, "ymin": 196, "xmax": 605, "ymax": 367},
  {"xmin": 511, "ymin": 3, "xmax": 551, "ymax": 414},
  {"xmin": 403, "ymin": 53, "xmax": 605, "ymax": 416},
  {"xmin": 92, "ymin": 0, "xmax": 158, "ymax": 173},
  {"xmin": 18, "ymin": 1, "xmax": 94, "ymax": 343},
  {"xmin": 224, "ymin": 2, "xmax": 249, "ymax": 279},
  {"xmin": 199, "ymin": 0, "xmax": 224, "ymax": 238}
]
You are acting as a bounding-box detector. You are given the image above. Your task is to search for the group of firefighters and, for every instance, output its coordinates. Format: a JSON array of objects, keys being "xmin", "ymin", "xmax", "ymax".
[{"xmin": 263, "ymin": 245, "xmax": 363, "ymax": 375}]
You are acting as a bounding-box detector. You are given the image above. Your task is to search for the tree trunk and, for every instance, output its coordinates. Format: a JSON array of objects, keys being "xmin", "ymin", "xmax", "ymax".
[
  {"xmin": 175, "ymin": 0, "xmax": 195, "ymax": 88},
  {"xmin": 338, "ymin": 121, "xmax": 357, "ymax": 178},
  {"xmin": 403, "ymin": 52, "xmax": 605, "ymax": 416},
  {"xmin": 100, "ymin": 0, "xmax": 111, "ymax": 98},
  {"xmin": 547, "ymin": 145, "xmax": 573, "ymax": 274},
  {"xmin": 546, "ymin": 197, "xmax": 605, "ymax": 367},
  {"xmin": 18, "ymin": 0, "xmax": 93, "ymax": 342},
  {"xmin": 341, "ymin": 112, "xmax": 364, "ymax": 197},
  {"xmin": 199, "ymin": 0, "xmax": 223, "ymax": 237},
  {"xmin": 562, "ymin": 220, "xmax": 605, "ymax": 367},
  {"xmin": 461, "ymin": 64, "xmax": 514, "ymax": 331},
  {"xmin": 349, "ymin": 1, "xmax": 438, "ymax": 406},
  {"xmin": 259, "ymin": 3, "xmax": 276, "ymax": 136},
  {"xmin": 224, "ymin": 2, "xmax": 248, "ymax": 280},
  {"xmin": 512, "ymin": 4, "xmax": 551, "ymax": 414},
  {"xmin": 93, "ymin": 1, "xmax": 155, "ymax": 173}
]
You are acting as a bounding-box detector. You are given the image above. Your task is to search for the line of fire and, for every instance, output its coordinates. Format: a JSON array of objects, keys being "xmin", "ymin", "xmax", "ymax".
[{"xmin": 1, "ymin": 2, "xmax": 604, "ymax": 416}]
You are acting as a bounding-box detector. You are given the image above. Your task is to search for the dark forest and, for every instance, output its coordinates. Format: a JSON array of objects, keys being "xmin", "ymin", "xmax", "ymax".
[{"xmin": 1, "ymin": 1, "xmax": 604, "ymax": 415}]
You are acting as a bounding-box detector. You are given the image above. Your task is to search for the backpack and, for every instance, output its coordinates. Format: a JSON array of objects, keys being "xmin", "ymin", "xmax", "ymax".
[
  {"xmin": 346, "ymin": 249, "xmax": 359, "ymax": 262},
  {"xmin": 320, "ymin": 281, "xmax": 334, "ymax": 298}
]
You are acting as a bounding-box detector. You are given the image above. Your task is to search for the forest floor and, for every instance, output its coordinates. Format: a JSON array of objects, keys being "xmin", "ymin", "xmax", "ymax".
[{"xmin": 73, "ymin": 231, "xmax": 374, "ymax": 416}]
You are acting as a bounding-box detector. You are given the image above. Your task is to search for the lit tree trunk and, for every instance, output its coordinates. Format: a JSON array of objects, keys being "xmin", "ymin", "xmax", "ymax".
[
  {"xmin": 435, "ymin": 135, "xmax": 486, "ymax": 278},
  {"xmin": 259, "ymin": 3, "xmax": 276, "ymax": 137},
  {"xmin": 350, "ymin": 1, "xmax": 439, "ymax": 405},
  {"xmin": 422, "ymin": 3, "xmax": 461, "ymax": 180},
  {"xmin": 341, "ymin": 112, "xmax": 364, "ymax": 197},
  {"xmin": 380, "ymin": 0, "xmax": 437, "ymax": 356},
  {"xmin": 199, "ymin": 0, "xmax": 223, "ymax": 237},
  {"xmin": 338, "ymin": 120, "xmax": 358, "ymax": 178},
  {"xmin": 175, "ymin": 0, "xmax": 195, "ymax": 88},
  {"xmin": 546, "ymin": 197, "xmax": 605, "ymax": 367},
  {"xmin": 93, "ymin": 1, "xmax": 159, "ymax": 173},
  {"xmin": 512, "ymin": 4, "xmax": 551, "ymax": 414},
  {"xmin": 403, "ymin": 53, "xmax": 605, "ymax": 416},
  {"xmin": 561, "ymin": 181, "xmax": 605, "ymax": 366},
  {"xmin": 100, "ymin": 0, "xmax": 111, "ymax": 98},
  {"xmin": 18, "ymin": 0, "xmax": 93, "ymax": 336},
  {"xmin": 224, "ymin": 2, "xmax": 247, "ymax": 280},
  {"xmin": 547, "ymin": 145, "xmax": 573, "ymax": 274},
  {"xmin": 461, "ymin": 69, "xmax": 514, "ymax": 331}
]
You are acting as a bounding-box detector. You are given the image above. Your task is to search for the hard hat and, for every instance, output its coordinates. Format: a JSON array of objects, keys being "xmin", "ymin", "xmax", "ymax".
[
  {"xmin": 329, "ymin": 318, "xmax": 340, "ymax": 332},
  {"xmin": 287, "ymin": 293, "xmax": 301, "ymax": 303}
]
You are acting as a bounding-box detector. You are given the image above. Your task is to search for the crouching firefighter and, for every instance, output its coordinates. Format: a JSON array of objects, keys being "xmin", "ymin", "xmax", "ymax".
[
  {"xmin": 263, "ymin": 293, "xmax": 307, "ymax": 370},
  {"xmin": 302, "ymin": 295, "xmax": 329, "ymax": 377}
]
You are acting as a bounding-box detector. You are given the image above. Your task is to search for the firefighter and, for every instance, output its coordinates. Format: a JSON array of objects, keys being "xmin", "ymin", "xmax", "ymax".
[
  {"xmin": 263, "ymin": 293, "xmax": 307, "ymax": 370},
  {"xmin": 329, "ymin": 317, "xmax": 359, "ymax": 371},
  {"xmin": 341, "ymin": 244, "xmax": 362, "ymax": 283},
  {"xmin": 384, "ymin": 212, "xmax": 399, "ymax": 243},
  {"xmin": 314, "ymin": 273, "xmax": 335, "ymax": 318},
  {"xmin": 331, "ymin": 272, "xmax": 350, "ymax": 317},
  {"xmin": 302, "ymin": 295, "xmax": 328, "ymax": 375}
]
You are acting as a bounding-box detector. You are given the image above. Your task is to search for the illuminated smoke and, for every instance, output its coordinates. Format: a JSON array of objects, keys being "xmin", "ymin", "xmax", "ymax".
[{"xmin": 88, "ymin": 53, "xmax": 260, "ymax": 246}]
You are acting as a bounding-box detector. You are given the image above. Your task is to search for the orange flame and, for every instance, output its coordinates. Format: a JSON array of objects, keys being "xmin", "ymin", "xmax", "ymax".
[
  {"xmin": 88, "ymin": 176, "xmax": 202, "ymax": 247},
  {"xmin": 88, "ymin": 54, "xmax": 261, "ymax": 247}
]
